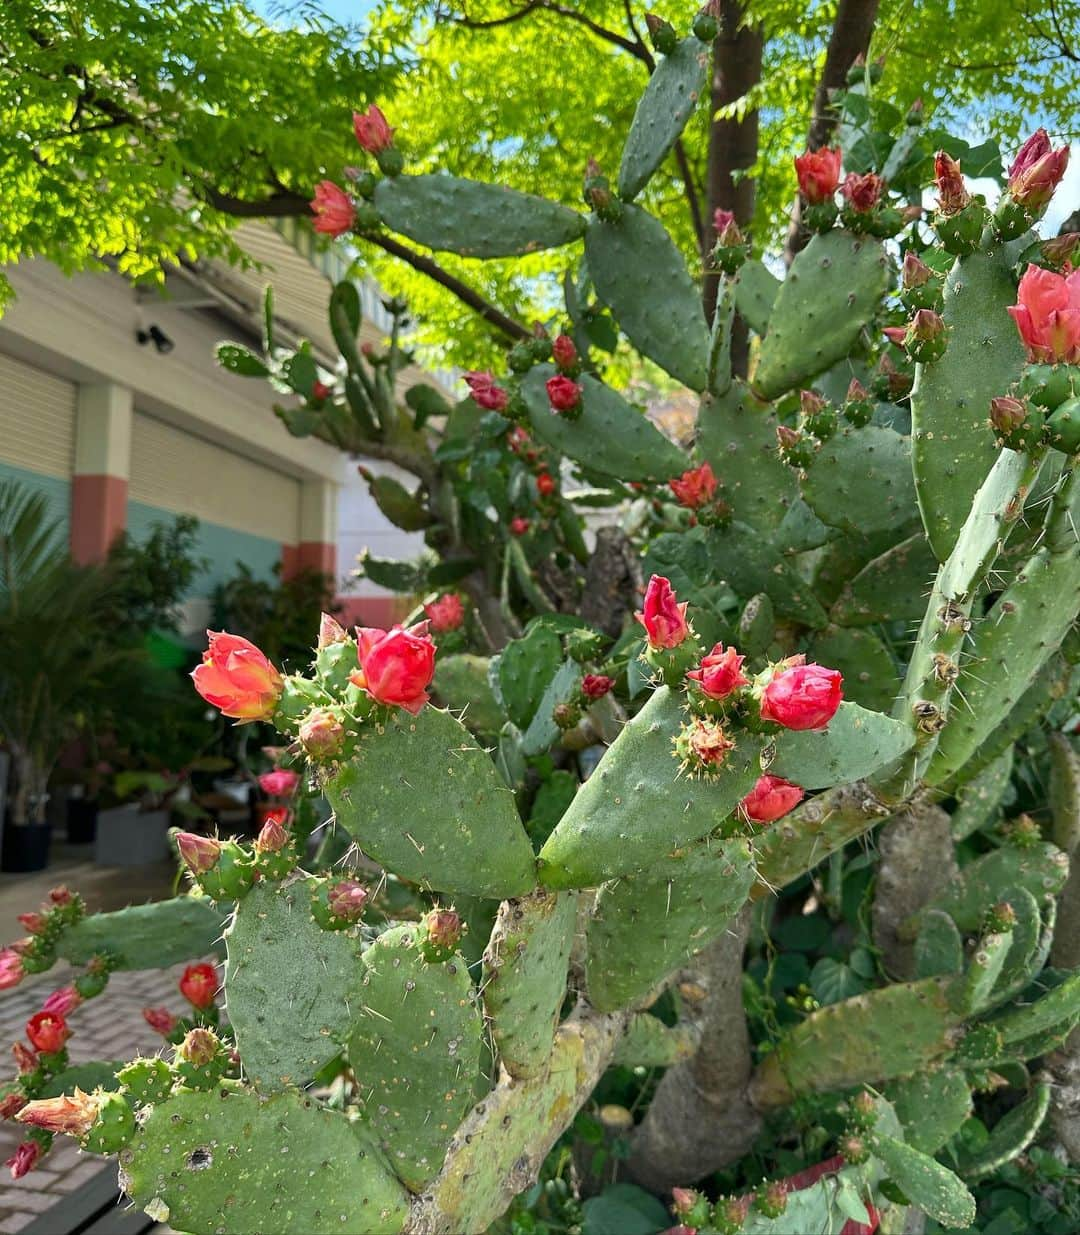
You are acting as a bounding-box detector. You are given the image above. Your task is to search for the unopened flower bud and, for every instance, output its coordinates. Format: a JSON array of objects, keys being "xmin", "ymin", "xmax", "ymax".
[
  {"xmin": 0, "ymin": 1094, "xmax": 26, "ymax": 1120},
  {"xmin": 581, "ymin": 674, "xmax": 615, "ymax": 700},
  {"xmin": 989, "ymin": 395, "xmax": 1043, "ymax": 451},
  {"xmin": 328, "ymin": 879, "xmax": 368, "ymax": 923},
  {"xmin": 255, "ymin": 817, "xmax": 289, "ymax": 854},
  {"xmin": 756, "ymin": 1181, "xmax": 788, "ymax": 1219},
  {"xmin": 843, "ymin": 378, "xmax": 875, "ymax": 428},
  {"xmin": 985, "ymin": 901, "xmax": 1017, "ymax": 933},
  {"xmin": 421, "ymin": 908, "xmax": 463, "ymax": 961},
  {"xmin": 179, "ymin": 1027, "xmax": 220, "ymax": 1067},
  {"xmin": 934, "ymin": 151, "xmax": 970, "ymax": 214},
  {"xmin": 1040, "ymin": 231, "xmax": 1080, "ymax": 270},
  {"xmin": 552, "ymin": 334, "xmax": 578, "ymax": 373},
  {"xmin": 142, "ymin": 1006, "xmax": 178, "ymax": 1037},
  {"xmin": 1008, "ymin": 129, "xmax": 1069, "ymax": 211},
  {"xmin": 318, "ymin": 612, "xmax": 349, "ymax": 648},
  {"xmin": 299, "ymin": 708, "xmax": 346, "ymax": 760},
  {"xmin": 906, "ymin": 308, "xmax": 948, "ymax": 362},
  {"xmin": 645, "ymin": 11, "xmax": 678, "ymax": 54},
  {"xmin": 776, "ymin": 424, "xmax": 816, "ymax": 468},
  {"xmin": 176, "ymin": 832, "xmax": 220, "ymax": 877}
]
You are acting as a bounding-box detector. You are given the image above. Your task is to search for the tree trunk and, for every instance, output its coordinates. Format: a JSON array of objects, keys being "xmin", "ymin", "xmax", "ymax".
[
  {"xmin": 703, "ymin": 0, "xmax": 762, "ymax": 376},
  {"xmin": 626, "ymin": 907, "xmax": 759, "ymax": 1190},
  {"xmin": 871, "ymin": 800, "xmax": 958, "ymax": 979},
  {"xmin": 783, "ymin": 0, "xmax": 881, "ymax": 265}
]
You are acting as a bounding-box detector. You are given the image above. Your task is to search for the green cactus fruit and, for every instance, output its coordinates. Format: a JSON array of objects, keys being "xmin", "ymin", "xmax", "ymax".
[
  {"xmin": 733, "ymin": 258, "xmax": 780, "ymax": 335},
  {"xmin": 951, "ymin": 747, "xmax": 1014, "ymax": 840},
  {"xmin": 618, "ymin": 37, "xmax": 708, "ymax": 201},
  {"xmin": 419, "ymin": 907, "xmax": 463, "ymax": 963},
  {"xmin": 481, "ymin": 889, "xmax": 576, "ymax": 1077},
  {"xmin": 749, "ymin": 978, "xmax": 962, "ymax": 1107},
  {"xmin": 117, "ymin": 1058, "xmax": 173, "ymax": 1107},
  {"xmin": 59, "ymin": 897, "xmax": 225, "ymax": 970},
  {"xmin": 119, "ymin": 1086, "xmax": 409, "ymax": 1235},
  {"xmin": 886, "ymin": 1067, "xmax": 972, "ymax": 1154},
  {"xmin": 373, "ymin": 175, "xmax": 586, "ymax": 257},
  {"xmin": 1047, "ymin": 395, "xmax": 1080, "ymax": 454},
  {"xmin": 805, "ymin": 625, "xmax": 897, "ymax": 713},
  {"xmin": 768, "ymin": 702, "xmax": 914, "ymax": 791},
  {"xmin": 753, "ymin": 230, "xmax": 890, "ymax": 400},
  {"xmin": 956, "ymin": 1081, "xmax": 1050, "ymax": 1179},
  {"xmin": 538, "ymin": 686, "xmax": 763, "ymax": 889},
  {"xmin": 914, "ymin": 910, "xmax": 965, "ymax": 979},
  {"xmin": 197, "ymin": 839, "xmax": 255, "ymax": 902},
  {"xmin": 701, "ymin": 522, "xmax": 829, "ymax": 626},
  {"xmin": 612, "ymin": 1013, "xmax": 699, "ymax": 1068},
  {"xmin": 81, "ymin": 1090, "xmax": 136, "ymax": 1154},
  {"xmin": 224, "ymin": 881, "xmax": 364, "ymax": 1090},
  {"xmin": 696, "ymin": 381, "xmax": 798, "ymax": 532},
  {"xmin": 174, "ymin": 1028, "xmax": 227, "ymax": 1090},
  {"xmin": 911, "ymin": 242, "xmax": 1029, "ymax": 561},
  {"xmin": 347, "ymin": 923, "xmax": 482, "ymax": 1190},
  {"xmin": 519, "ymin": 365, "xmax": 688, "ymax": 482},
  {"xmin": 585, "ymin": 204, "xmax": 709, "ymax": 390},
  {"xmin": 800, "ymin": 426, "xmax": 918, "ymax": 538},
  {"xmin": 585, "ymin": 837, "xmax": 755, "ymax": 1011},
  {"xmin": 432, "ymin": 654, "xmax": 504, "ymax": 736},
  {"xmin": 867, "ymin": 1131, "xmax": 976, "ymax": 1228},
  {"xmin": 324, "ymin": 705, "xmax": 535, "ymax": 899}
]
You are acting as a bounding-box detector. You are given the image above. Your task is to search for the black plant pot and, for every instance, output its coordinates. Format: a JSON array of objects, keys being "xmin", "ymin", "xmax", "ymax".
[
  {"xmin": 67, "ymin": 798, "xmax": 99, "ymax": 845},
  {"xmin": 1, "ymin": 821, "xmax": 52, "ymax": 873}
]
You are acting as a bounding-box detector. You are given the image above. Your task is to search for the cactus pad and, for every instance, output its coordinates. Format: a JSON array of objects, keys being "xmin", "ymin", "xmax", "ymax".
[
  {"xmin": 914, "ymin": 910, "xmax": 965, "ymax": 979},
  {"xmin": 432, "ymin": 654, "xmax": 504, "ymax": 736},
  {"xmin": 769, "ymin": 702, "xmax": 914, "ymax": 790},
  {"xmin": 325, "ymin": 706, "xmax": 536, "ymax": 899},
  {"xmin": 800, "ymin": 426, "xmax": 917, "ymax": 538},
  {"xmin": 886, "ymin": 1067, "xmax": 971, "ymax": 1155},
  {"xmin": 867, "ymin": 1130, "xmax": 976, "ymax": 1228},
  {"xmin": 956, "ymin": 1081, "xmax": 1050, "ymax": 1179},
  {"xmin": 60, "ymin": 897, "xmax": 225, "ymax": 969},
  {"xmin": 831, "ymin": 532, "xmax": 937, "ymax": 626}
]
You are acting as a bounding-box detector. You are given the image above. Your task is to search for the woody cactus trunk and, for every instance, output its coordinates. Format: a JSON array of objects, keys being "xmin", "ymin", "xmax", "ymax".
[{"xmin": 6, "ymin": 18, "xmax": 1080, "ymax": 1235}]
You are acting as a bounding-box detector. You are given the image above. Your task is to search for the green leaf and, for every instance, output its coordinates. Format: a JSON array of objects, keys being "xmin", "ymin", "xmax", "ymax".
[
  {"xmin": 581, "ymin": 1184, "xmax": 670, "ymax": 1235},
  {"xmin": 810, "ymin": 957, "xmax": 867, "ymax": 1006}
]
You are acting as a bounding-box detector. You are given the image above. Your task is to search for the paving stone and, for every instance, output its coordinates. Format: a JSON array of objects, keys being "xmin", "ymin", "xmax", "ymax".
[{"xmin": 0, "ymin": 1211, "xmax": 35, "ymax": 1233}]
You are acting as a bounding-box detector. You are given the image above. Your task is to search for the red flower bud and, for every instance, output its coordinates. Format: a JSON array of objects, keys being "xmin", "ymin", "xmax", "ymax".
[
  {"xmin": 6, "ymin": 1140, "xmax": 42, "ymax": 1179},
  {"xmin": 255, "ymin": 816, "xmax": 290, "ymax": 854},
  {"xmin": 310, "ymin": 181, "xmax": 355, "ymax": 237},
  {"xmin": 760, "ymin": 656, "xmax": 843, "ymax": 731},
  {"xmin": 178, "ymin": 963, "xmax": 219, "ymax": 1010},
  {"xmin": 318, "ymin": 612, "xmax": 349, "ymax": 648},
  {"xmin": 989, "ymin": 395, "xmax": 1029, "ymax": 435},
  {"xmin": 933, "ymin": 151, "xmax": 970, "ymax": 215},
  {"xmin": 507, "ymin": 426, "xmax": 532, "ymax": 454},
  {"xmin": 142, "ymin": 1006, "xmax": 178, "ymax": 1036},
  {"xmin": 712, "ymin": 208, "xmax": 744, "ymax": 246},
  {"xmin": 26, "ymin": 1012, "xmax": 70, "ymax": 1055},
  {"xmin": 799, "ymin": 389, "xmax": 827, "ymax": 417},
  {"xmin": 179, "ymin": 1027, "xmax": 220, "ymax": 1067},
  {"xmin": 536, "ymin": 472, "xmax": 557, "ymax": 497},
  {"xmin": 258, "ymin": 769, "xmax": 300, "ymax": 797},
  {"xmin": 794, "ymin": 147, "xmax": 842, "ymax": 204},
  {"xmin": 581, "ymin": 674, "xmax": 615, "ymax": 700},
  {"xmin": 464, "ymin": 371, "xmax": 509, "ymax": 412},
  {"xmin": 176, "ymin": 832, "xmax": 221, "ymax": 877},
  {"xmin": 352, "ymin": 104, "xmax": 395, "ymax": 154},
  {"xmin": 16, "ymin": 913, "xmax": 47, "ymax": 936},
  {"xmin": 311, "ymin": 380, "xmax": 332, "ymax": 402},
  {"xmin": 424, "ymin": 593, "xmax": 465, "ymax": 633},
  {"xmin": 424, "ymin": 908, "xmax": 462, "ymax": 952},
  {"xmin": 48, "ymin": 887, "xmax": 73, "ymax": 907},
  {"xmin": 40, "ymin": 987, "xmax": 80, "ymax": 1018},
  {"xmin": 901, "ymin": 251, "xmax": 932, "ymax": 289},
  {"xmin": 1008, "ymin": 264, "xmax": 1080, "ymax": 364},
  {"xmin": 635, "ymin": 575, "xmax": 690, "ymax": 649},
  {"xmin": 552, "ymin": 334, "xmax": 578, "ymax": 371},
  {"xmin": 546, "ymin": 374, "xmax": 583, "ymax": 414},
  {"xmin": 740, "ymin": 774, "xmax": 805, "ymax": 823},
  {"xmin": 509, "ymin": 516, "xmax": 530, "ymax": 536},
  {"xmin": 882, "ymin": 326, "xmax": 907, "ymax": 346},
  {"xmin": 1009, "ymin": 129, "xmax": 1069, "ymax": 209},
  {"xmin": 687, "ymin": 643, "xmax": 749, "ymax": 700},
  {"xmin": 296, "ymin": 708, "xmax": 344, "ymax": 761},
  {"xmin": 0, "ymin": 949, "xmax": 25, "ymax": 991},
  {"xmin": 840, "ymin": 172, "xmax": 884, "ymax": 212},
  {"xmin": 327, "ymin": 879, "xmax": 368, "ymax": 923},
  {"xmin": 16, "ymin": 1090, "xmax": 100, "ymax": 1137},
  {"xmin": 669, "ymin": 462, "xmax": 718, "ymax": 510},
  {"xmin": 191, "ymin": 631, "xmax": 283, "ymax": 721},
  {"xmin": 354, "ymin": 622, "xmax": 436, "ymax": 714}
]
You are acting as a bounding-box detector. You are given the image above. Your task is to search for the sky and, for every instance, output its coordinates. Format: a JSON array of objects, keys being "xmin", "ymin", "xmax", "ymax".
[{"xmin": 250, "ymin": 0, "xmax": 379, "ymax": 22}]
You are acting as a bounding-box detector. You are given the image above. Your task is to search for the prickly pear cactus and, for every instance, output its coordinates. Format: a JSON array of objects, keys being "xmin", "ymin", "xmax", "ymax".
[{"xmin": 12, "ymin": 28, "xmax": 1080, "ymax": 1235}]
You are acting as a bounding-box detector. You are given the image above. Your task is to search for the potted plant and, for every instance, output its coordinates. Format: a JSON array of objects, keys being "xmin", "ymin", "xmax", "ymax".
[{"xmin": 0, "ymin": 481, "xmax": 119, "ymax": 871}]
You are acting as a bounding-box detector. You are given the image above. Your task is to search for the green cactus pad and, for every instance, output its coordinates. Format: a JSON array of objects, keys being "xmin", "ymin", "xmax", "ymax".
[
  {"xmin": 928, "ymin": 547, "xmax": 1080, "ymax": 786},
  {"xmin": 538, "ymin": 686, "xmax": 763, "ymax": 889},
  {"xmin": 750, "ymin": 978, "xmax": 961, "ymax": 1107},
  {"xmin": 481, "ymin": 889, "xmax": 576, "ymax": 1078},
  {"xmin": 119, "ymin": 1085, "xmax": 409, "ymax": 1235},
  {"xmin": 773, "ymin": 497, "xmax": 833, "ymax": 554},
  {"xmin": 752, "ymin": 230, "xmax": 890, "ymax": 400},
  {"xmin": 904, "ymin": 844, "xmax": 1068, "ymax": 936},
  {"xmin": 432, "ymin": 654, "xmax": 504, "ymax": 736},
  {"xmin": 224, "ymin": 881, "xmax": 364, "ymax": 1090},
  {"xmin": 1049, "ymin": 730, "xmax": 1080, "ymax": 854},
  {"xmin": 347, "ymin": 923, "xmax": 482, "ymax": 1191},
  {"xmin": 983, "ymin": 886, "xmax": 1042, "ymax": 1008},
  {"xmin": 800, "ymin": 426, "xmax": 918, "ymax": 538},
  {"xmin": 585, "ymin": 837, "xmax": 755, "ymax": 1012},
  {"xmin": 521, "ymin": 658, "xmax": 583, "ymax": 756},
  {"xmin": 374, "ymin": 174, "xmax": 585, "ymax": 257},
  {"xmin": 701, "ymin": 522, "xmax": 828, "ymax": 626},
  {"xmin": 696, "ymin": 382, "xmax": 798, "ymax": 531},
  {"xmin": 914, "ymin": 910, "xmax": 965, "ymax": 979},
  {"xmin": 492, "ymin": 623, "xmax": 563, "ymax": 731},
  {"xmin": 867, "ymin": 1131, "xmax": 976, "ymax": 1228},
  {"xmin": 956, "ymin": 1082, "xmax": 1050, "ymax": 1180},
  {"xmin": 951, "ymin": 747, "xmax": 1014, "ymax": 840},
  {"xmin": 769, "ymin": 702, "xmax": 914, "ymax": 791},
  {"xmin": 612, "ymin": 1013, "xmax": 699, "ymax": 1068},
  {"xmin": 986, "ymin": 971, "xmax": 1080, "ymax": 1045},
  {"xmin": 951, "ymin": 927, "xmax": 1013, "ymax": 1014},
  {"xmin": 325, "ymin": 706, "xmax": 535, "ymax": 899},
  {"xmin": 585, "ymin": 205, "xmax": 709, "ymax": 390},
  {"xmin": 38, "ymin": 1060, "xmax": 124, "ymax": 1099},
  {"xmin": 886, "ymin": 1067, "xmax": 971, "ymax": 1154},
  {"xmin": 520, "ymin": 365, "xmax": 687, "ymax": 482},
  {"xmin": 831, "ymin": 532, "xmax": 937, "ymax": 627},
  {"xmin": 911, "ymin": 244, "xmax": 1028, "ymax": 561},
  {"xmin": 707, "ymin": 278, "xmax": 735, "ymax": 397},
  {"xmin": 805, "ymin": 625, "xmax": 898, "ymax": 713},
  {"xmin": 618, "ymin": 37, "xmax": 708, "ymax": 200},
  {"xmin": 60, "ymin": 897, "xmax": 225, "ymax": 969},
  {"xmin": 733, "ymin": 259, "xmax": 780, "ymax": 336}
]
